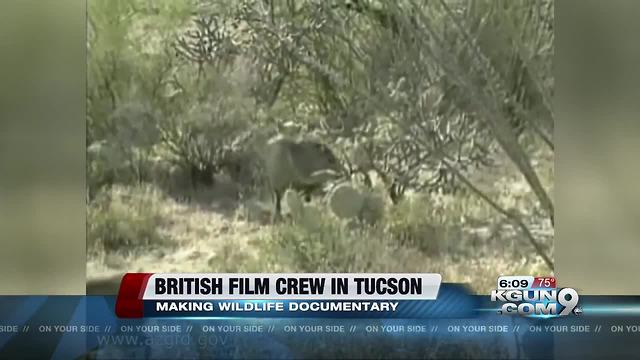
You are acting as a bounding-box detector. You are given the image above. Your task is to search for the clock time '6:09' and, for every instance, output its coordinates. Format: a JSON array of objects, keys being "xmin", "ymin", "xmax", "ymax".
[{"xmin": 497, "ymin": 276, "xmax": 534, "ymax": 290}]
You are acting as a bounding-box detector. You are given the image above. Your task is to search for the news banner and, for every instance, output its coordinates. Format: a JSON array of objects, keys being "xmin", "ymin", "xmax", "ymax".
[{"xmin": 1, "ymin": 274, "xmax": 640, "ymax": 359}]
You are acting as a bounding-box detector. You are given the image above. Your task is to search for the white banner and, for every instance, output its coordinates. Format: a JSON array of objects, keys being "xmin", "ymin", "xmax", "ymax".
[{"xmin": 142, "ymin": 273, "xmax": 442, "ymax": 300}]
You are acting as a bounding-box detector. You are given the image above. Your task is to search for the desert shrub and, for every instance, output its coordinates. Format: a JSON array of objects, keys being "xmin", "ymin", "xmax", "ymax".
[
  {"xmin": 87, "ymin": 185, "xmax": 169, "ymax": 254},
  {"xmin": 259, "ymin": 200, "xmax": 445, "ymax": 273},
  {"xmin": 87, "ymin": 140, "xmax": 131, "ymax": 198},
  {"xmin": 157, "ymin": 101, "xmax": 247, "ymax": 187},
  {"xmin": 87, "ymin": 102, "xmax": 162, "ymax": 198},
  {"xmin": 206, "ymin": 236, "xmax": 263, "ymax": 273},
  {"xmin": 260, "ymin": 207, "xmax": 392, "ymax": 273},
  {"xmin": 383, "ymin": 194, "xmax": 450, "ymax": 256}
]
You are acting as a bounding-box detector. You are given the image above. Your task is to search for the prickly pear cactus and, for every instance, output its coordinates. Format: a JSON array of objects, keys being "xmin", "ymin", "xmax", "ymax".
[
  {"xmin": 359, "ymin": 191, "xmax": 386, "ymax": 225},
  {"xmin": 327, "ymin": 183, "xmax": 366, "ymax": 220},
  {"xmin": 283, "ymin": 189, "xmax": 323, "ymax": 230},
  {"xmin": 283, "ymin": 189, "xmax": 304, "ymax": 216}
]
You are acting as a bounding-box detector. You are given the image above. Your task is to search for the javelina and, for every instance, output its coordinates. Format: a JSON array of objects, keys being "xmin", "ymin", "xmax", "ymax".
[{"xmin": 264, "ymin": 136, "xmax": 342, "ymax": 219}]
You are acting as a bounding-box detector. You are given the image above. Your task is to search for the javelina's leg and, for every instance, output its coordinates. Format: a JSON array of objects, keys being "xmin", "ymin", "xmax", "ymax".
[{"xmin": 272, "ymin": 190, "xmax": 283, "ymax": 222}]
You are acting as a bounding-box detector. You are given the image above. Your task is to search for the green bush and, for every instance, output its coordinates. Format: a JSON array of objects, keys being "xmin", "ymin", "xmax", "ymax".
[{"xmin": 87, "ymin": 185, "xmax": 169, "ymax": 253}]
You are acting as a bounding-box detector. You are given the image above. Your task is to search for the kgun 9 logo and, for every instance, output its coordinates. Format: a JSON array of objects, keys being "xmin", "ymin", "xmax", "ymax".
[{"xmin": 490, "ymin": 288, "xmax": 581, "ymax": 317}]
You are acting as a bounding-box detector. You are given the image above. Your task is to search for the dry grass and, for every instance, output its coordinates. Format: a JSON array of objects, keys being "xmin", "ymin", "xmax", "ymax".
[{"xmin": 87, "ymin": 148, "xmax": 554, "ymax": 295}]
